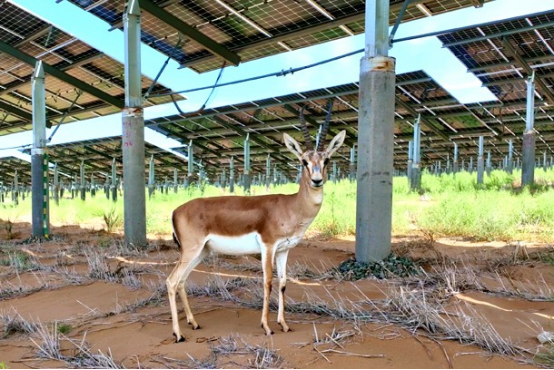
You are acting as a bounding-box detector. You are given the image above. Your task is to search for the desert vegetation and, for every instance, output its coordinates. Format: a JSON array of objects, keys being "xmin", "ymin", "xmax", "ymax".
[{"xmin": 0, "ymin": 169, "xmax": 553, "ymax": 368}]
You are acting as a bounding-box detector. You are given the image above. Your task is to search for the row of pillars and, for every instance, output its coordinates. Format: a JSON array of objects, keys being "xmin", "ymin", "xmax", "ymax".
[{"xmin": 406, "ymin": 73, "xmax": 548, "ymax": 191}]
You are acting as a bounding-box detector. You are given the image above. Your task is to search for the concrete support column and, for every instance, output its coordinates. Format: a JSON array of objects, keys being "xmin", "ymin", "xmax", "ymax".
[
  {"xmin": 355, "ymin": 0, "xmax": 394, "ymax": 263},
  {"xmin": 522, "ymin": 74, "xmax": 536, "ymax": 186},
  {"xmin": 453, "ymin": 143, "xmax": 459, "ymax": 174},
  {"xmin": 477, "ymin": 136, "xmax": 484, "ymax": 185},
  {"xmin": 350, "ymin": 146, "xmax": 356, "ymax": 182},
  {"xmin": 229, "ymin": 156, "xmax": 235, "ymax": 193},
  {"xmin": 13, "ymin": 171, "xmax": 19, "ymax": 205},
  {"xmin": 507, "ymin": 139, "xmax": 514, "ymax": 174},
  {"xmin": 91, "ymin": 174, "xmax": 96, "ymax": 197},
  {"xmin": 410, "ymin": 115, "xmax": 421, "ymax": 191},
  {"xmin": 111, "ymin": 158, "xmax": 117, "ymax": 202},
  {"xmin": 80, "ymin": 160, "xmax": 86, "ymax": 201},
  {"xmin": 332, "ymin": 161, "xmax": 338, "ymax": 183},
  {"xmin": 122, "ymin": 1, "xmax": 146, "ymax": 247},
  {"xmin": 148, "ymin": 155, "xmax": 155, "ymax": 198},
  {"xmin": 173, "ymin": 168, "xmax": 178, "ymax": 193},
  {"xmin": 31, "ymin": 60, "xmax": 49, "ymax": 238},
  {"xmin": 486, "ymin": 150, "xmax": 491, "ymax": 176},
  {"xmin": 187, "ymin": 140, "xmax": 194, "ymax": 186},
  {"xmin": 407, "ymin": 140, "xmax": 413, "ymax": 183},
  {"xmin": 266, "ymin": 155, "xmax": 271, "ymax": 188},
  {"xmin": 543, "ymin": 151, "xmax": 547, "ymax": 172},
  {"xmin": 243, "ymin": 135, "xmax": 251, "ymax": 193},
  {"xmin": 53, "ymin": 163, "xmax": 59, "ymax": 205}
]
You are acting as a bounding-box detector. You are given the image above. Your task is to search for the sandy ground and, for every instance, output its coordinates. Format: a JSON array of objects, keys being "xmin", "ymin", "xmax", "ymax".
[{"xmin": 0, "ymin": 221, "xmax": 553, "ymax": 369}]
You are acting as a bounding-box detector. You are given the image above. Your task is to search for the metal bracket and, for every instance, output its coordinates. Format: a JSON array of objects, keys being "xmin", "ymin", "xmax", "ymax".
[
  {"xmin": 388, "ymin": 0, "xmax": 411, "ymax": 48},
  {"xmin": 144, "ymin": 34, "xmax": 183, "ymax": 100}
]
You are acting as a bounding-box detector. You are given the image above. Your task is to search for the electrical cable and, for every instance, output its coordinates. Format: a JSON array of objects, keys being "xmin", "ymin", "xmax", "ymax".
[{"xmin": 152, "ymin": 48, "xmax": 363, "ymax": 99}]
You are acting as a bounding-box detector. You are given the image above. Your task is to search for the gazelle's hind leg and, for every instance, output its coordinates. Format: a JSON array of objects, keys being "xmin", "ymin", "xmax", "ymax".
[
  {"xmin": 166, "ymin": 239, "xmax": 207, "ymax": 343},
  {"xmin": 177, "ymin": 248, "xmax": 209, "ymax": 330},
  {"xmin": 260, "ymin": 243, "xmax": 275, "ymax": 336}
]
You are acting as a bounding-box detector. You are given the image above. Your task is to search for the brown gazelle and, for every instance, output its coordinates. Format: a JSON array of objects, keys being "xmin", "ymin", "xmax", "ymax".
[{"xmin": 167, "ymin": 103, "xmax": 346, "ymax": 342}]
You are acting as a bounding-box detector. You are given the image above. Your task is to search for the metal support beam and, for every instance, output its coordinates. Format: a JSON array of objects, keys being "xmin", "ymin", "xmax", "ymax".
[
  {"xmin": 173, "ymin": 168, "xmax": 178, "ymax": 193},
  {"xmin": 522, "ymin": 74, "xmax": 536, "ymax": 186},
  {"xmin": 356, "ymin": 0, "xmax": 394, "ymax": 263},
  {"xmin": 502, "ymin": 37, "xmax": 554, "ymax": 106},
  {"xmin": 139, "ymin": 0, "xmax": 240, "ymax": 66},
  {"xmin": 31, "ymin": 61, "xmax": 49, "ymax": 238},
  {"xmin": 122, "ymin": 1, "xmax": 146, "ymax": 247}
]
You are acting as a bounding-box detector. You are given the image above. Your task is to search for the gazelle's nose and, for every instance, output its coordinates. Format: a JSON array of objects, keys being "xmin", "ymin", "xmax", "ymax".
[{"xmin": 311, "ymin": 179, "xmax": 323, "ymax": 187}]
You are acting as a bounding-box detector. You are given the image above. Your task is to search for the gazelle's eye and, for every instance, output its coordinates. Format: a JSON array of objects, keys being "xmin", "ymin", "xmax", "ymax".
[
  {"xmin": 324, "ymin": 158, "xmax": 329, "ymax": 166},
  {"xmin": 302, "ymin": 159, "xmax": 309, "ymax": 167}
]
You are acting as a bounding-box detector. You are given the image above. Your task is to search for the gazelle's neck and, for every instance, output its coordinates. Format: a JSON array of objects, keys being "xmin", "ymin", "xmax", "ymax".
[{"xmin": 294, "ymin": 171, "xmax": 324, "ymax": 220}]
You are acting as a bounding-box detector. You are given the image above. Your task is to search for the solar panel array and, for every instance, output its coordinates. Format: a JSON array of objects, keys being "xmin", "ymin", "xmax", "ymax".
[
  {"xmin": 0, "ymin": 1, "xmax": 178, "ymax": 136},
  {"xmin": 6, "ymin": 1, "xmax": 553, "ymax": 189},
  {"xmin": 64, "ymin": 0, "xmax": 491, "ymax": 73}
]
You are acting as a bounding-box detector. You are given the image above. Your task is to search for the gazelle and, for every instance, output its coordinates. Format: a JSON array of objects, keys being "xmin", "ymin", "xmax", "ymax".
[{"xmin": 167, "ymin": 104, "xmax": 346, "ymax": 342}]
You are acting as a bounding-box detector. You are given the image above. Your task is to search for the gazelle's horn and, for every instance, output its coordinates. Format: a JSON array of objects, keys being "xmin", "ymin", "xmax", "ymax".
[
  {"xmin": 317, "ymin": 98, "xmax": 334, "ymax": 151},
  {"xmin": 299, "ymin": 106, "xmax": 313, "ymax": 150}
]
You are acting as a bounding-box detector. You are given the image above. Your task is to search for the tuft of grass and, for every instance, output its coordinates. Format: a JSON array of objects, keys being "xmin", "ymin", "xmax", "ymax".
[{"xmin": 102, "ymin": 208, "xmax": 122, "ymax": 233}]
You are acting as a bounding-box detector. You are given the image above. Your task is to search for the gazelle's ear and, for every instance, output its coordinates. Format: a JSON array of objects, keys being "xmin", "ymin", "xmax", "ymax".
[
  {"xmin": 325, "ymin": 130, "xmax": 346, "ymax": 157},
  {"xmin": 283, "ymin": 133, "xmax": 303, "ymax": 161}
]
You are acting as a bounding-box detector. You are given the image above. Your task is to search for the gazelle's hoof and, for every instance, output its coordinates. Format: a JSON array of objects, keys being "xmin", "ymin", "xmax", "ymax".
[
  {"xmin": 261, "ymin": 323, "xmax": 274, "ymax": 336},
  {"xmin": 279, "ymin": 324, "xmax": 291, "ymax": 333},
  {"xmin": 173, "ymin": 333, "xmax": 185, "ymax": 343},
  {"xmin": 188, "ymin": 322, "xmax": 201, "ymax": 330}
]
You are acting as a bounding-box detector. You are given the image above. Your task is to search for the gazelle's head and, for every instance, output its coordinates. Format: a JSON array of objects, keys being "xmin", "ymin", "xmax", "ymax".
[{"xmin": 283, "ymin": 101, "xmax": 346, "ymax": 189}]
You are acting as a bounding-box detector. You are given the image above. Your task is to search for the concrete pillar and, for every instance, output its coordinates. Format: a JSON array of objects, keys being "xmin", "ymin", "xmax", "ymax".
[
  {"xmin": 522, "ymin": 73, "xmax": 536, "ymax": 186},
  {"xmin": 477, "ymin": 136, "xmax": 484, "ymax": 184},
  {"xmin": 266, "ymin": 154, "xmax": 271, "ymax": 188},
  {"xmin": 229, "ymin": 156, "xmax": 235, "ymax": 193},
  {"xmin": 355, "ymin": 0, "xmax": 394, "ymax": 263},
  {"xmin": 543, "ymin": 151, "xmax": 547, "ymax": 172},
  {"xmin": 453, "ymin": 143, "xmax": 459, "ymax": 174},
  {"xmin": 407, "ymin": 140, "xmax": 413, "ymax": 183},
  {"xmin": 507, "ymin": 139, "xmax": 514, "ymax": 174},
  {"xmin": 173, "ymin": 168, "xmax": 178, "ymax": 193},
  {"xmin": 80, "ymin": 160, "xmax": 86, "ymax": 201},
  {"xmin": 148, "ymin": 155, "xmax": 155, "ymax": 198},
  {"xmin": 13, "ymin": 171, "xmax": 19, "ymax": 205},
  {"xmin": 90, "ymin": 173, "xmax": 96, "ymax": 197},
  {"xmin": 350, "ymin": 146, "xmax": 356, "ymax": 182},
  {"xmin": 122, "ymin": 0, "xmax": 146, "ymax": 247},
  {"xmin": 111, "ymin": 158, "xmax": 117, "ymax": 202},
  {"xmin": 187, "ymin": 140, "xmax": 194, "ymax": 186},
  {"xmin": 53, "ymin": 163, "xmax": 59, "ymax": 205},
  {"xmin": 243, "ymin": 135, "xmax": 251, "ymax": 193},
  {"xmin": 486, "ymin": 150, "xmax": 491, "ymax": 176},
  {"xmin": 332, "ymin": 161, "xmax": 337, "ymax": 184},
  {"xmin": 31, "ymin": 60, "xmax": 49, "ymax": 238},
  {"xmin": 410, "ymin": 115, "xmax": 421, "ymax": 191}
]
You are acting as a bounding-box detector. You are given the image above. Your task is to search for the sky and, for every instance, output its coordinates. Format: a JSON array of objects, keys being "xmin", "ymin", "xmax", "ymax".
[{"xmin": 1, "ymin": 0, "xmax": 554, "ymax": 160}]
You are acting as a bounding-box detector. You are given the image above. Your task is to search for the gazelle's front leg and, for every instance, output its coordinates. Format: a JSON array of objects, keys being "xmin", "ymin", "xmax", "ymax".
[
  {"xmin": 275, "ymin": 250, "xmax": 290, "ymax": 332},
  {"xmin": 260, "ymin": 244, "xmax": 274, "ymax": 335}
]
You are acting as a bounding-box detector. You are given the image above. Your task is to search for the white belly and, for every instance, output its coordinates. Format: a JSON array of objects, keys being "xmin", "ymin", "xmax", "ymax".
[{"xmin": 206, "ymin": 233, "xmax": 262, "ymax": 255}]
